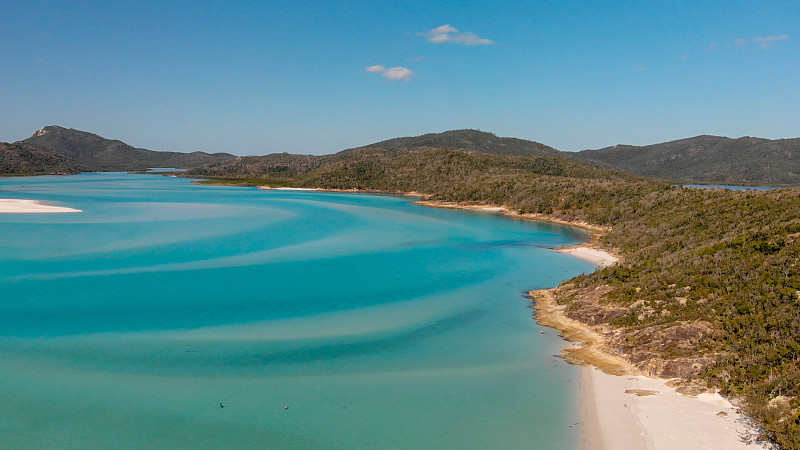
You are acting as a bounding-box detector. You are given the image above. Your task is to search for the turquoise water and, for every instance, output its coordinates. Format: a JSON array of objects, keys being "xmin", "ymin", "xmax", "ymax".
[{"xmin": 0, "ymin": 173, "xmax": 594, "ymax": 449}]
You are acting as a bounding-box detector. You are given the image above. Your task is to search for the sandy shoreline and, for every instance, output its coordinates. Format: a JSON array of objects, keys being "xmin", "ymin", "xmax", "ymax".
[
  {"xmin": 532, "ymin": 285, "xmax": 770, "ymax": 449},
  {"xmin": 251, "ymin": 192, "xmax": 771, "ymax": 447},
  {"xmin": 582, "ymin": 367, "xmax": 768, "ymax": 449},
  {"xmin": 556, "ymin": 247, "xmax": 618, "ymax": 268},
  {"xmin": 410, "ymin": 200, "xmax": 609, "ymax": 232},
  {"xmin": 408, "ymin": 200, "xmax": 770, "ymax": 449},
  {"xmin": 0, "ymin": 199, "xmax": 81, "ymax": 213}
]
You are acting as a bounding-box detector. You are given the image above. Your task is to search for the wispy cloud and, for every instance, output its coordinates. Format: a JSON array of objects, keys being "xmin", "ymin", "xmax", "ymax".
[
  {"xmin": 753, "ymin": 35, "xmax": 789, "ymax": 49},
  {"xmin": 421, "ymin": 24, "xmax": 494, "ymax": 46},
  {"xmin": 736, "ymin": 35, "xmax": 789, "ymax": 49},
  {"xmin": 366, "ymin": 65, "xmax": 415, "ymax": 81}
]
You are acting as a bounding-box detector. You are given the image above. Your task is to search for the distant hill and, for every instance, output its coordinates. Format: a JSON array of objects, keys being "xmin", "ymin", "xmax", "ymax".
[
  {"xmin": 7, "ymin": 126, "xmax": 800, "ymax": 186},
  {"xmin": 346, "ymin": 129, "xmax": 562, "ymax": 157},
  {"xmin": 576, "ymin": 135, "xmax": 800, "ymax": 186},
  {"xmin": 20, "ymin": 126, "xmax": 236, "ymax": 172},
  {"xmin": 189, "ymin": 129, "xmax": 565, "ymax": 181},
  {"xmin": 1, "ymin": 141, "xmax": 85, "ymax": 176}
]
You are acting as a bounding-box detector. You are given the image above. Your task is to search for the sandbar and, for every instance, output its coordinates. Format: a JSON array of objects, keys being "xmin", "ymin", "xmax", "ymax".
[{"xmin": 0, "ymin": 199, "xmax": 81, "ymax": 213}]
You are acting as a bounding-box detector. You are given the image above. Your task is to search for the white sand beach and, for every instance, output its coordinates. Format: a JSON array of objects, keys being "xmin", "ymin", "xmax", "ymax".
[
  {"xmin": 0, "ymin": 199, "xmax": 81, "ymax": 213},
  {"xmin": 582, "ymin": 367, "xmax": 770, "ymax": 449},
  {"xmin": 556, "ymin": 247, "xmax": 618, "ymax": 268}
]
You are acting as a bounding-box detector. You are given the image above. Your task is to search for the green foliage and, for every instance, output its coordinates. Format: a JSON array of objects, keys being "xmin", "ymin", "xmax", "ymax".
[
  {"xmin": 575, "ymin": 134, "xmax": 800, "ymax": 186},
  {"xmin": 344, "ymin": 129, "xmax": 562, "ymax": 157},
  {"xmin": 0, "ymin": 141, "xmax": 84, "ymax": 175}
]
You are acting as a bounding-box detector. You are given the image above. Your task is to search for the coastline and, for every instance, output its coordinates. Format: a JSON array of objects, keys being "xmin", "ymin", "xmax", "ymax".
[
  {"xmin": 410, "ymin": 200, "xmax": 608, "ymax": 233},
  {"xmin": 0, "ymin": 199, "xmax": 81, "ymax": 213},
  {"xmin": 404, "ymin": 199, "xmax": 769, "ymax": 450},
  {"xmin": 530, "ymin": 287, "xmax": 770, "ymax": 450},
  {"xmin": 581, "ymin": 367, "xmax": 767, "ymax": 449}
]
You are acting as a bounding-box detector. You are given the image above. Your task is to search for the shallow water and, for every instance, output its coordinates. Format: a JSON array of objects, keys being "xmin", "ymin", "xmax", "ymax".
[{"xmin": 0, "ymin": 173, "xmax": 594, "ymax": 449}]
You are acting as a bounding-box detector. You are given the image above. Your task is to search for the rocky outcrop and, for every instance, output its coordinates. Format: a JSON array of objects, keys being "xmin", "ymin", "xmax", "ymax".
[{"xmin": 531, "ymin": 282, "xmax": 718, "ymax": 392}]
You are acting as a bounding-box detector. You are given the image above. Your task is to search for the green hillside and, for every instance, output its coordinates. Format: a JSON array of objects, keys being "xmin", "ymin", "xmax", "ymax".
[
  {"xmin": 0, "ymin": 141, "xmax": 84, "ymax": 176},
  {"xmin": 346, "ymin": 129, "xmax": 562, "ymax": 157},
  {"xmin": 577, "ymin": 135, "xmax": 800, "ymax": 186}
]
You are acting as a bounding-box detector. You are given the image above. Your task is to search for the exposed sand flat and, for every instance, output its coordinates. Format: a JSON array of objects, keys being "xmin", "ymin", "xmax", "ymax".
[
  {"xmin": 583, "ymin": 368, "xmax": 770, "ymax": 450},
  {"xmin": 556, "ymin": 247, "xmax": 618, "ymax": 268},
  {"xmin": 0, "ymin": 199, "xmax": 81, "ymax": 213}
]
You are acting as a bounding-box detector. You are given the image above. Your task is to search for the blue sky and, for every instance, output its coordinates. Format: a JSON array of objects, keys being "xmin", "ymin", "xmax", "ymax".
[{"xmin": 1, "ymin": 0, "xmax": 797, "ymax": 155}]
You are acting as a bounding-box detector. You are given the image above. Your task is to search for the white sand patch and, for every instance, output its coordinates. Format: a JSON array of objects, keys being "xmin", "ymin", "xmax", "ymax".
[
  {"xmin": 273, "ymin": 187, "xmax": 319, "ymax": 191},
  {"xmin": 582, "ymin": 367, "xmax": 771, "ymax": 449},
  {"xmin": 0, "ymin": 199, "xmax": 81, "ymax": 213},
  {"xmin": 557, "ymin": 247, "xmax": 618, "ymax": 268}
]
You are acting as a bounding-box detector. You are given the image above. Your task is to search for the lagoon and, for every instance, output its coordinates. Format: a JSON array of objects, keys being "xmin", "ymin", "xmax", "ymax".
[{"xmin": 0, "ymin": 173, "xmax": 594, "ymax": 449}]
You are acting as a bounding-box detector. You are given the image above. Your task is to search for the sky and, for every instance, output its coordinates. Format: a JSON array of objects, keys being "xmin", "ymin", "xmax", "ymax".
[{"xmin": 1, "ymin": 0, "xmax": 798, "ymax": 155}]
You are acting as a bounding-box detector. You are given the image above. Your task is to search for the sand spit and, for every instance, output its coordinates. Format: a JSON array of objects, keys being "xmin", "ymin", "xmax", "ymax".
[{"xmin": 0, "ymin": 199, "xmax": 81, "ymax": 213}]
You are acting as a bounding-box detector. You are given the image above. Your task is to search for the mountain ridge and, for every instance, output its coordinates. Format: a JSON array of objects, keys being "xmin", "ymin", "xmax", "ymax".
[
  {"xmin": 19, "ymin": 125, "xmax": 236, "ymax": 172},
  {"xmin": 576, "ymin": 134, "xmax": 800, "ymax": 186},
  {"xmin": 4, "ymin": 126, "xmax": 800, "ymax": 186}
]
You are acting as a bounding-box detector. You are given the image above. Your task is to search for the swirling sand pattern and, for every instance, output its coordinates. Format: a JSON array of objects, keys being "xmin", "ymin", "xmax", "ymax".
[{"xmin": 0, "ymin": 173, "xmax": 595, "ymax": 449}]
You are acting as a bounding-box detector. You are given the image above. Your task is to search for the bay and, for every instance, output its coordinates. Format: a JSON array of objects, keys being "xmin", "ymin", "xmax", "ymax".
[{"xmin": 0, "ymin": 173, "xmax": 595, "ymax": 449}]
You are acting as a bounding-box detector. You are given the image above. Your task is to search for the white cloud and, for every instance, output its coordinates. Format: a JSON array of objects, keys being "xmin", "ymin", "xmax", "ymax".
[
  {"xmin": 736, "ymin": 35, "xmax": 789, "ymax": 49},
  {"xmin": 753, "ymin": 34, "xmax": 789, "ymax": 49},
  {"xmin": 366, "ymin": 65, "xmax": 415, "ymax": 81},
  {"xmin": 382, "ymin": 67, "xmax": 414, "ymax": 80},
  {"xmin": 421, "ymin": 24, "xmax": 494, "ymax": 46}
]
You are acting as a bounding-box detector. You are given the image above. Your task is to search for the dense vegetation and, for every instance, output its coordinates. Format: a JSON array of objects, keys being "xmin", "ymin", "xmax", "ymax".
[
  {"xmin": 346, "ymin": 128, "xmax": 562, "ymax": 157},
  {"xmin": 16, "ymin": 125, "xmax": 235, "ymax": 172},
  {"xmin": 0, "ymin": 141, "xmax": 84, "ymax": 175},
  {"xmin": 8, "ymin": 127, "xmax": 799, "ymax": 187},
  {"xmin": 570, "ymin": 187, "xmax": 800, "ymax": 449},
  {"xmin": 577, "ymin": 135, "xmax": 800, "ymax": 186},
  {"xmin": 189, "ymin": 146, "xmax": 800, "ymax": 448}
]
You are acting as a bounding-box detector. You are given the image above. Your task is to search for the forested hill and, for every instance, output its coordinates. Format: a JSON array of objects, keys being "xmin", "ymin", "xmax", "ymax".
[
  {"xmin": 8, "ymin": 127, "xmax": 800, "ymax": 186},
  {"xmin": 345, "ymin": 129, "xmax": 563, "ymax": 157},
  {"xmin": 576, "ymin": 135, "xmax": 800, "ymax": 186},
  {"xmin": 186, "ymin": 146, "xmax": 643, "ymax": 192},
  {"xmin": 0, "ymin": 141, "xmax": 84, "ymax": 176},
  {"xmin": 19, "ymin": 126, "xmax": 236, "ymax": 172}
]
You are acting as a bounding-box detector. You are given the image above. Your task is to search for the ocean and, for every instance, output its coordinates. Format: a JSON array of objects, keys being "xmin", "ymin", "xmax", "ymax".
[{"xmin": 0, "ymin": 173, "xmax": 595, "ymax": 449}]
